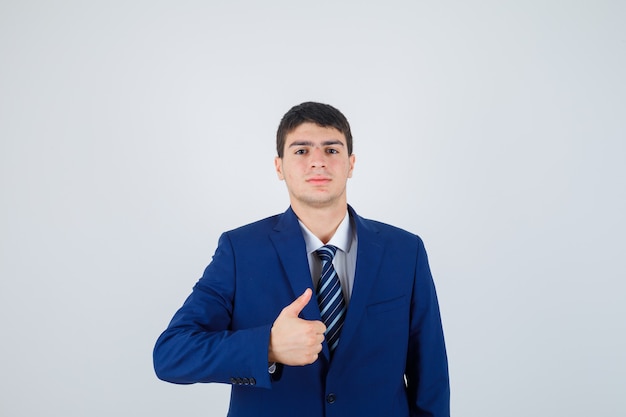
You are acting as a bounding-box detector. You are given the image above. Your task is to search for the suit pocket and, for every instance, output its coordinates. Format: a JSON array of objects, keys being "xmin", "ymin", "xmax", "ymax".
[
  {"xmin": 366, "ymin": 295, "xmax": 407, "ymax": 317},
  {"xmin": 366, "ymin": 295, "xmax": 408, "ymax": 339}
]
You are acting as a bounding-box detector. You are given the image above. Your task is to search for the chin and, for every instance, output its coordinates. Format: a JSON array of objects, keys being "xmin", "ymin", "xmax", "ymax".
[{"xmin": 299, "ymin": 195, "xmax": 341, "ymax": 208}]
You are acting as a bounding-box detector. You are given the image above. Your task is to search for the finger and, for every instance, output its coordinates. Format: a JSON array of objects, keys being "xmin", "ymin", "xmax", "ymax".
[
  {"xmin": 310, "ymin": 353, "xmax": 320, "ymax": 364},
  {"xmin": 312, "ymin": 321, "xmax": 327, "ymax": 334},
  {"xmin": 282, "ymin": 288, "xmax": 312, "ymax": 317}
]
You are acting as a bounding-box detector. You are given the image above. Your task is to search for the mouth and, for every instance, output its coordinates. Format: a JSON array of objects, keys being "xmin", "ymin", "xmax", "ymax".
[{"xmin": 306, "ymin": 177, "xmax": 331, "ymax": 185}]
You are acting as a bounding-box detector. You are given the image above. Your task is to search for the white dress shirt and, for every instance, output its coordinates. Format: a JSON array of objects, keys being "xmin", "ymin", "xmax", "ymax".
[{"xmin": 297, "ymin": 211, "xmax": 358, "ymax": 305}]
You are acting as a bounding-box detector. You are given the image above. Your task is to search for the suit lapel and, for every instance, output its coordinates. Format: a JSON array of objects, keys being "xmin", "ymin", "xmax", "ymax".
[
  {"xmin": 332, "ymin": 207, "xmax": 384, "ymax": 362},
  {"xmin": 269, "ymin": 207, "xmax": 323, "ymax": 324},
  {"xmin": 269, "ymin": 206, "xmax": 385, "ymax": 364}
]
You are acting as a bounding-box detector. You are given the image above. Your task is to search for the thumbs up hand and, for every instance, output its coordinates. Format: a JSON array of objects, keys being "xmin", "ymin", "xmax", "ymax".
[{"xmin": 268, "ymin": 288, "xmax": 326, "ymax": 366}]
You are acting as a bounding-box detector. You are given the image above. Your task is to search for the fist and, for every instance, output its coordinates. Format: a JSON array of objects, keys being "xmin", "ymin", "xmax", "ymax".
[{"xmin": 268, "ymin": 289, "xmax": 326, "ymax": 366}]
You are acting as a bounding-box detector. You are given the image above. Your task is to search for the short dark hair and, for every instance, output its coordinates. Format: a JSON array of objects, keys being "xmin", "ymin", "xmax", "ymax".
[{"xmin": 276, "ymin": 102, "xmax": 353, "ymax": 158}]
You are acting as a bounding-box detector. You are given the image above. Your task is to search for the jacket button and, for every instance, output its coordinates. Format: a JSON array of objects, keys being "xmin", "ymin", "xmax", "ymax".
[
  {"xmin": 230, "ymin": 377, "xmax": 237, "ymax": 384},
  {"xmin": 249, "ymin": 377, "xmax": 256, "ymax": 385},
  {"xmin": 326, "ymin": 393, "xmax": 336, "ymax": 404},
  {"xmin": 242, "ymin": 378, "xmax": 250, "ymax": 385}
]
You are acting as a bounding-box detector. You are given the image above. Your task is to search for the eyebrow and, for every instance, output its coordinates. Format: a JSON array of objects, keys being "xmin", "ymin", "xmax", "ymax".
[{"xmin": 288, "ymin": 140, "xmax": 345, "ymax": 148}]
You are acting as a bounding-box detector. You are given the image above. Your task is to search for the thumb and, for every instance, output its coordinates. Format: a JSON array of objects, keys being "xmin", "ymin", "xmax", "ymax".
[{"xmin": 282, "ymin": 288, "xmax": 313, "ymax": 317}]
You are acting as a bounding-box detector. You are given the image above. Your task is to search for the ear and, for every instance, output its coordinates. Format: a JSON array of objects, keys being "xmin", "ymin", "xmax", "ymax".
[
  {"xmin": 347, "ymin": 154, "xmax": 356, "ymax": 178},
  {"xmin": 274, "ymin": 156, "xmax": 285, "ymax": 180}
]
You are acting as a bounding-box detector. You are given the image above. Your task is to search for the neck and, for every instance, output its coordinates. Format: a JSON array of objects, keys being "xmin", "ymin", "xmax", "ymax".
[{"xmin": 291, "ymin": 202, "xmax": 348, "ymax": 244}]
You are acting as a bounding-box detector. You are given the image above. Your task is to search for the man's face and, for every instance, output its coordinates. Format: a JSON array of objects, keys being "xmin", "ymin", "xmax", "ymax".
[{"xmin": 275, "ymin": 122, "xmax": 355, "ymax": 210}]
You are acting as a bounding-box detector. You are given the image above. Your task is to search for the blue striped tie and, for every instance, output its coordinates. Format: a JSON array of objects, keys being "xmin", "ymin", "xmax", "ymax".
[{"xmin": 316, "ymin": 245, "xmax": 346, "ymax": 353}]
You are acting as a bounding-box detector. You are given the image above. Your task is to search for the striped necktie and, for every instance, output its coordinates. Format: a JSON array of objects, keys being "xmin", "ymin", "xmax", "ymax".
[{"xmin": 315, "ymin": 245, "xmax": 346, "ymax": 353}]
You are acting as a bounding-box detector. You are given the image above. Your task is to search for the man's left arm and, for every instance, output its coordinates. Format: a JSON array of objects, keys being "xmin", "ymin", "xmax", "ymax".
[{"xmin": 406, "ymin": 237, "xmax": 450, "ymax": 417}]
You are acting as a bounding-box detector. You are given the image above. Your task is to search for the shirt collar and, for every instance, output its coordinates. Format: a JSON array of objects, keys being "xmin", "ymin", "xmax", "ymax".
[{"xmin": 298, "ymin": 211, "xmax": 353, "ymax": 255}]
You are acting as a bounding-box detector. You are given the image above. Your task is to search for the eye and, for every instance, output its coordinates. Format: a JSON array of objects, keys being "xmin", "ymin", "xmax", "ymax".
[
  {"xmin": 326, "ymin": 148, "xmax": 339, "ymax": 154},
  {"xmin": 294, "ymin": 149, "xmax": 307, "ymax": 155}
]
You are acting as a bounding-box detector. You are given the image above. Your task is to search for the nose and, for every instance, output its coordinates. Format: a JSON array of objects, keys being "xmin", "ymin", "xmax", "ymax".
[{"xmin": 310, "ymin": 147, "xmax": 327, "ymax": 168}]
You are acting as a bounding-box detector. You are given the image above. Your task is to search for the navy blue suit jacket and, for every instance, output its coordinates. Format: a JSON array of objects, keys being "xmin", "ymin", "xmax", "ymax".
[{"xmin": 154, "ymin": 206, "xmax": 449, "ymax": 417}]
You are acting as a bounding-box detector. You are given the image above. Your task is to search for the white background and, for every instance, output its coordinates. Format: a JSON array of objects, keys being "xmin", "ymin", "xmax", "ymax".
[{"xmin": 1, "ymin": 1, "xmax": 625, "ymax": 416}]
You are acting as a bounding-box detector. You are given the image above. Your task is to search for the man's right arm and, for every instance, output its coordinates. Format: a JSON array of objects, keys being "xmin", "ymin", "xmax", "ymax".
[
  {"xmin": 153, "ymin": 233, "xmax": 325, "ymax": 388},
  {"xmin": 153, "ymin": 232, "xmax": 276, "ymax": 388}
]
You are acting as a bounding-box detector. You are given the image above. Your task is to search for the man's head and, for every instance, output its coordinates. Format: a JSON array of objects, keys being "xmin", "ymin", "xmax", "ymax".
[
  {"xmin": 276, "ymin": 102, "xmax": 353, "ymax": 158},
  {"xmin": 274, "ymin": 102, "xmax": 356, "ymax": 213}
]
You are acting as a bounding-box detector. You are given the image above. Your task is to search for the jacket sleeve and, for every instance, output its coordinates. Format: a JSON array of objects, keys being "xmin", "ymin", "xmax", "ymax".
[
  {"xmin": 406, "ymin": 237, "xmax": 451, "ymax": 417},
  {"xmin": 153, "ymin": 232, "xmax": 274, "ymax": 389}
]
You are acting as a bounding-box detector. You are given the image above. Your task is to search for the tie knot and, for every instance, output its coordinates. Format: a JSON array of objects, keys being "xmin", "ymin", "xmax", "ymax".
[{"xmin": 316, "ymin": 245, "xmax": 338, "ymax": 263}]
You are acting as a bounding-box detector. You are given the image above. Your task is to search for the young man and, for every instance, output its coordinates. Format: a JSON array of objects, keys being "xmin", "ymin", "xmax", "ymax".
[{"xmin": 154, "ymin": 102, "xmax": 450, "ymax": 417}]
